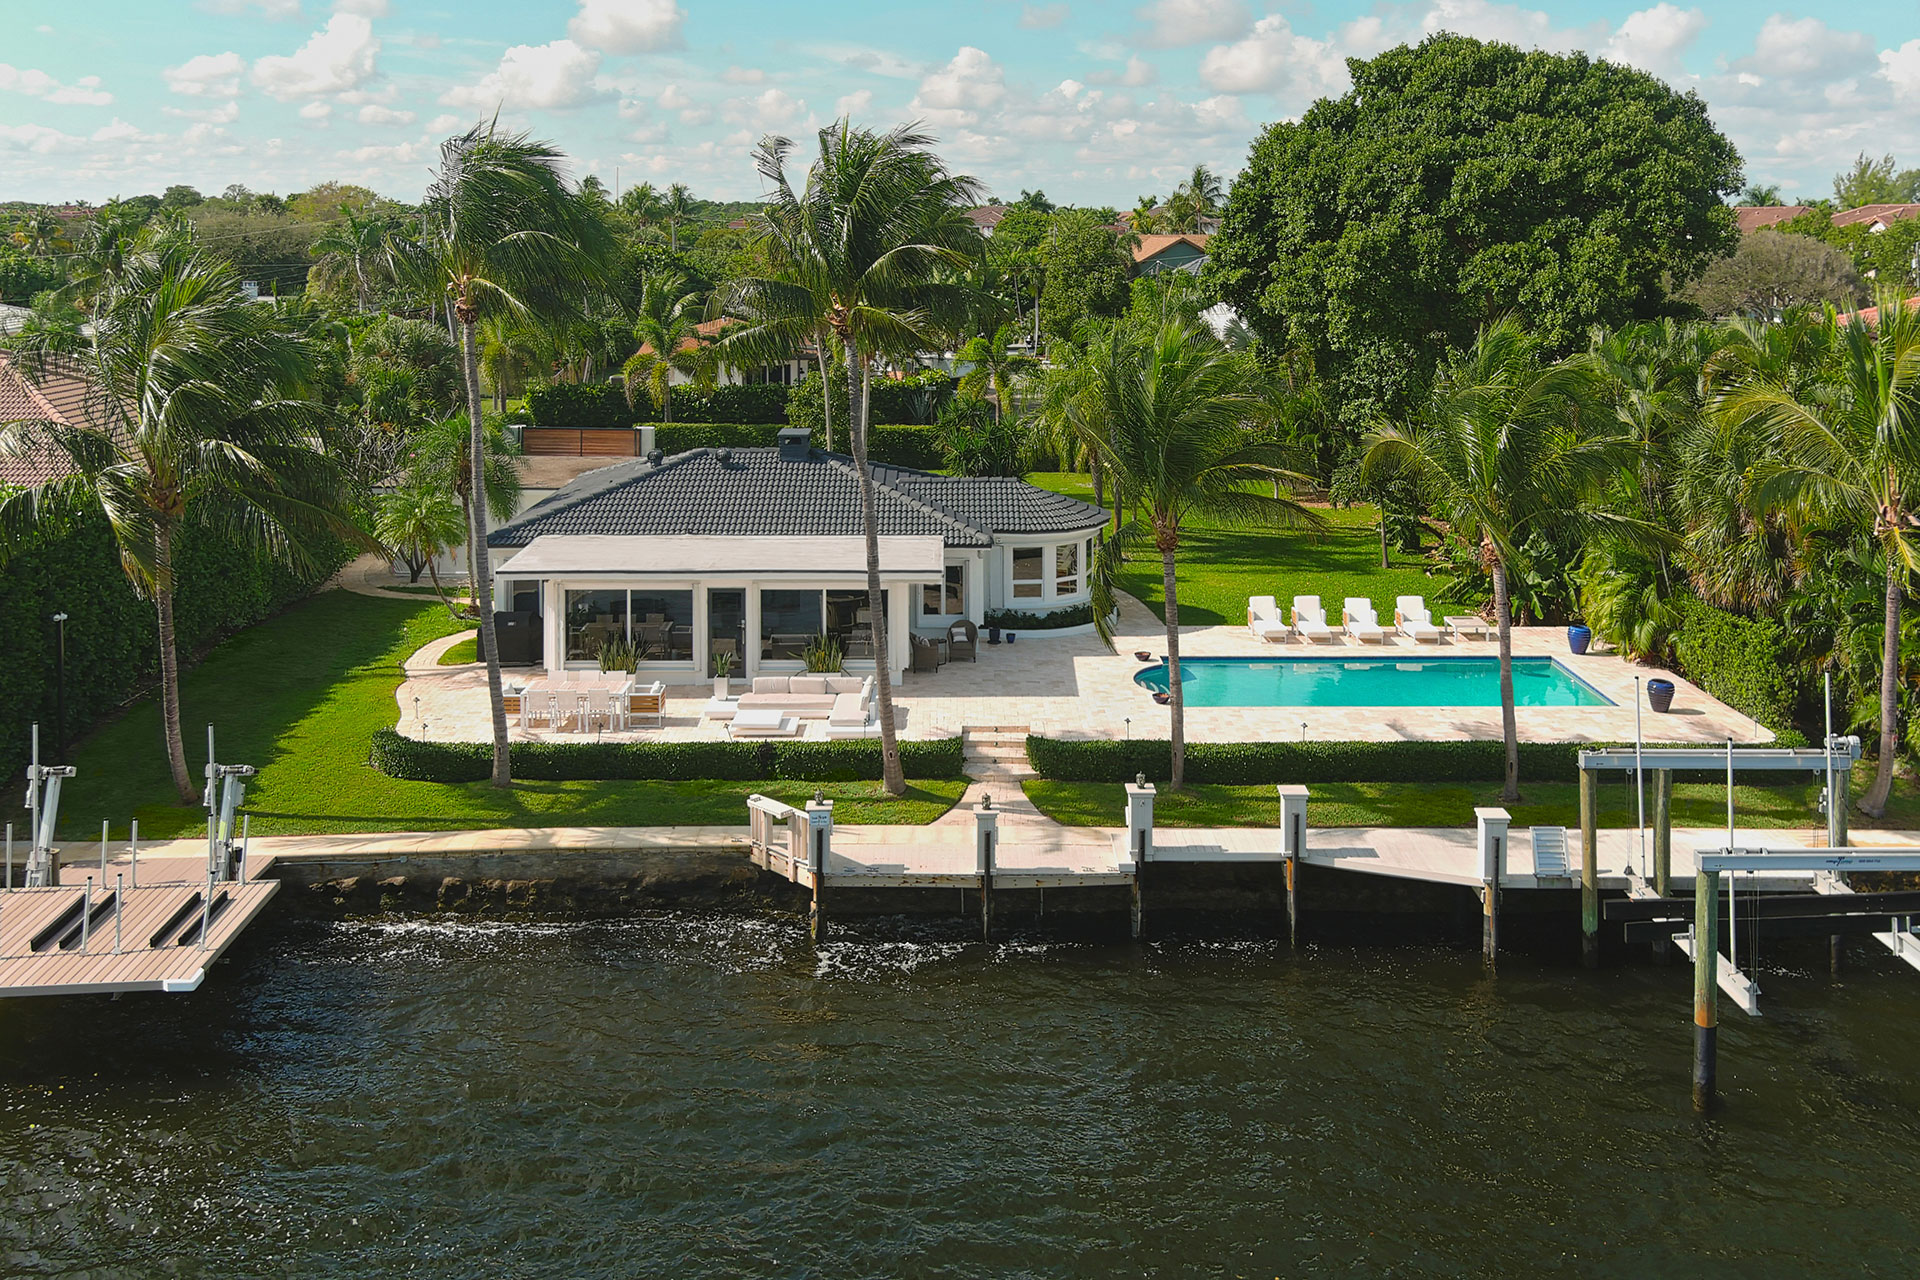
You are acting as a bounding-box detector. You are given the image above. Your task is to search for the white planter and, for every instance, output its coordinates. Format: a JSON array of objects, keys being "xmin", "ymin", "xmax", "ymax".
[{"xmin": 713, "ymin": 676, "xmax": 730, "ymax": 699}]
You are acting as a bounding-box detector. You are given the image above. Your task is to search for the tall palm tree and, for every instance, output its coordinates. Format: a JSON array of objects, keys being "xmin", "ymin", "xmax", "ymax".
[
  {"xmin": 1365, "ymin": 319, "xmax": 1641, "ymax": 803},
  {"xmin": 310, "ymin": 207, "xmax": 389, "ymax": 312},
  {"xmin": 661, "ymin": 182, "xmax": 695, "ymax": 252},
  {"xmin": 1086, "ymin": 318, "xmax": 1318, "ymax": 789},
  {"xmin": 623, "ymin": 274, "xmax": 716, "ymax": 423},
  {"xmin": 1183, "ymin": 164, "xmax": 1223, "ymax": 214},
  {"xmin": 408, "ymin": 411, "xmax": 523, "ymax": 597},
  {"xmin": 620, "ymin": 180, "xmax": 662, "ymax": 229},
  {"xmin": 955, "ymin": 321, "xmax": 1036, "ymax": 421},
  {"xmin": 385, "ymin": 120, "xmax": 613, "ymax": 788},
  {"xmin": 1715, "ymin": 286, "xmax": 1920, "ymax": 816},
  {"xmin": 0, "ymin": 225, "xmax": 355, "ymax": 802},
  {"xmin": 11, "ymin": 211, "xmax": 67, "ymax": 257},
  {"xmin": 1127, "ymin": 196, "xmax": 1161, "ymax": 234},
  {"xmin": 722, "ymin": 120, "xmax": 982, "ymax": 796}
]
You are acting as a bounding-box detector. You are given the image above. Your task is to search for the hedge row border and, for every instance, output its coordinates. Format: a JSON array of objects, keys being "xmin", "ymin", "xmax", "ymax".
[{"xmin": 369, "ymin": 728, "xmax": 964, "ymax": 783}]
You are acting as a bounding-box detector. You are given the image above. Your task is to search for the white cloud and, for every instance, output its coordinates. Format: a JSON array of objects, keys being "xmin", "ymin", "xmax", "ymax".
[
  {"xmin": 443, "ymin": 39, "xmax": 607, "ymax": 111},
  {"xmin": 300, "ymin": 101, "xmax": 332, "ymax": 119},
  {"xmin": 197, "ymin": 0, "xmax": 302, "ymax": 18},
  {"xmin": 1135, "ymin": 0, "xmax": 1250, "ymax": 48},
  {"xmin": 836, "ymin": 88, "xmax": 874, "ymax": 117},
  {"xmin": 724, "ymin": 87, "xmax": 808, "ymax": 131},
  {"xmin": 1021, "ymin": 3, "xmax": 1069, "ymax": 28},
  {"xmin": 165, "ymin": 100, "xmax": 242, "ymax": 124},
  {"xmin": 165, "ymin": 51, "xmax": 247, "ymax": 98},
  {"xmin": 1747, "ymin": 15, "xmax": 1874, "ymax": 79},
  {"xmin": 912, "ymin": 46, "xmax": 1006, "ymax": 125},
  {"xmin": 334, "ymin": 0, "xmax": 389, "ymax": 14},
  {"xmin": 1601, "ymin": 4, "xmax": 1708, "ymax": 76},
  {"xmin": 0, "ymin": 123, "xmax": 79, "ymax": 154},
  {"xmin": 426, "ymin": 113, "xmax": 462, "ymax": 133},
  {"xmin": 1120, "ymin": 55, "xmax": 1157, "ymax": 87},
  {"xmin": 723, "ymin": 66, "xmax": 765, "ymax": 84},
  {"xmin": 657, "ymin": 83, "xmax": 692, "ymax": 111},
  {"xmin": 89, "ymin": 118, "xmax": 161, "ymax": 144},
  {"xmin": 344, "ymin": 140, "xmax": 423, "ymax": 165},
  {"xmin": 569, "ymin": 0, "xmax": 685, "ymax": 53},
  {"xmin": 251, "ymin": 14, "xmax": 380, "ymax": 100},
  {"xmin": 1882, "ymin": 40, "xmax": 1920, "ymax": 103},
  {"xmin": 827, "ymin": 45, "xmax": 920, "ymax": 80},
  {"xmin": 1199, "ymin": 15, "xmax": 1346, "ymax": 98},
  {"xmin": 0, "ymin": 63, "xmax": 113, "ymax": 106},
  {"xmin": 358, "ymin": 103, "xmax": 414, "ymax": 124}
]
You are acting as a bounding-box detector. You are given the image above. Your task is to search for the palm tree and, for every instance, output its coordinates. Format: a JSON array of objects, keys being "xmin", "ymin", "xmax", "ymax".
[
  {"xmin": 1085, "ymin": 318, "xmax": 1318, "ymax": 789},
  {"xmin": 722, "ymin": 120, "xmax": 983, "ymax": 796},
  {"xmin": 310, "ymin": 207, "xmax": 389, "ymax": 311},
  {"xmin": 408, "ymin": 412, "xmax": 523, "ymax": 597},
  {"xmin": 0, "ymin": 225, "xmax": 355, "ymax": 803},
  {"xmin": 1183, "ymin": 164, "xmax": 1223, "ymax": 214},
  {"xmin": 623, "ymin": 274, "xmax": 716, "ymax": 422},
  {"xmin": 661, "ymin": 182, "xmax": 695, "ymax": 252},
  {"xmin": 1364, "ymin": 319, "xmax": 1641, "ymax": 803},
  {"xmin": 385, "ymin": 120, "xmax": 613, "ymax": 788},
  {"xmin": 11, "ymin": 211, "xmax": 67, "ymax": 257},
  {"xmin": 955, "ymin": 321, "xmax": 1036, "ymax": 421},
  {"xmin": 621, "ymin": 181, "xmax": 663, "ymax": 231},
  {"xmin": 1714, "ymin": 286, "xmax": 1920, "ymax": 816},
  {"xmin": 1127, "ymin": 196, "xmax": 1161, "ymax": 234},
  {"xmin": 375, "ymin": 480, "xmax": 466, "ymax": 594}
]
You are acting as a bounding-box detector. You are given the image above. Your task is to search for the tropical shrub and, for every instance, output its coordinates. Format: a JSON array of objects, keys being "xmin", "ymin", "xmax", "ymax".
[
  {"xmin": 983, "ymin": 604, "xmax": 1096, "ymax": 630},
  {"xmin": 1670, "ymin": 597, "xmax": 1804, "ymax": 731}
]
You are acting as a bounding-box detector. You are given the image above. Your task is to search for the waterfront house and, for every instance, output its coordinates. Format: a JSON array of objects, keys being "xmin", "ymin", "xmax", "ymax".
[{"xmin": 488, "ymin": 427, "xmax": 1108, "ymax": 683}]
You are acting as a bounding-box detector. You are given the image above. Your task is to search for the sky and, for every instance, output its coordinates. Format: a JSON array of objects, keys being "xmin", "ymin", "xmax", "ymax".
[{"xmin": 3, "ymin": 0, "xmax": 1919, "ymax": 208}]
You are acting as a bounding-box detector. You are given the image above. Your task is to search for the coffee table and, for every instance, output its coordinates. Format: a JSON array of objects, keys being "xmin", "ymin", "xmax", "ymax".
[{"xmin": 1445, "ymin": 615, "xmax": 1491, "ymax": 639}]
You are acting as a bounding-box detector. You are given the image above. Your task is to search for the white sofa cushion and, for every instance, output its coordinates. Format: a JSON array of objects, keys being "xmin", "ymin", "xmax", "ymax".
[
  {"xmin": 790, "ymin": 675, "xmax": 830, "ymax": 695},
  {"xmin": 824, "ymin": 676, "xmax": 865, "ymax": 695},
  {"xmin": 751, "ymin": 676, "xmax": 789, "ymax": 695},
  {"xmin": 828, "ymin": 692, "xmax": 869, "ymax": 726}
]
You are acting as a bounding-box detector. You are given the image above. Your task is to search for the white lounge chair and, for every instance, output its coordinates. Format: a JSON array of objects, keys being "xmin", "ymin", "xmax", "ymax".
[
  {"xmin": 1291, "ymin": 595, "xmax": 1335, "ymax": 643},
  {"xmin": 1247, "ymin": 595, "xmax": 1290, "ymax": 643},
  {"xmin": 1343, "ymin": 597, "xmax": 1387, "ymax": 644},
  {"xmin": 1395, "ymin": 595, "xmax": 1442, "ymax": 642}
]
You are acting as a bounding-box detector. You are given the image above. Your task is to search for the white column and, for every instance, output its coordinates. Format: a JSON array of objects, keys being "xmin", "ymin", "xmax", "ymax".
[
  {"xmin": 967, "ymin": 552, "xmax": 987, "ymax": 625},
  {"xmin": 1277, "ymin": 784, "xmax": 1309, "ymax": 859},
  {"xmin": 692, "ymin": 586, "xmax": 710, "ymax": 682},
  {"xmin": 743, "ymin": 583, "xmax": 762, "ymax": 681},
  {"xmin": 542, "ymin": 580, "xmax": 564, "ymax": 677},
  {"xmin": 1125, "ymin": 779, "xmax": 1156, "ymax": 863},
  {"xmin": 1475, "ymin": 807, "xmax": 1511, "ymax": 885},
  {"xmin": 888, "ymin": 582, "xmax": 911, "ymax": 682}
]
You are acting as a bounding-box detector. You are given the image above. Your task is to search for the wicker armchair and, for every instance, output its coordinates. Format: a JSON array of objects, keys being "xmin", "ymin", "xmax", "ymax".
[
  {"xmin": 911, "ymin": 634, "xmax": 944, "ymax": 673},
  {"xmin": 946, "ymin": 619, "xmax": 978, "ymax": 662}
]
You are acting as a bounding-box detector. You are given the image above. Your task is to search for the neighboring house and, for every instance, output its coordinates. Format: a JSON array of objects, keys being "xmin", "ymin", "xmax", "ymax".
[
  {"xmin": 488, "ymin": 427, "xmax": 1108, "ymax": 682},
  {"xmin": 0, "ymin": 350, "xmax": 99, "ymax": 489},
  {"xmin": 0, "ymin": 303, "xmax": 36, "ymax": 338},
  {"xmin": 1829, "ymin": 203, "xmax": 1920, "ymax": 233},
  {"xmin": 1131, "ymin": 233, "xmax": 1209, "ymax": 277},
  {"xmin": 1836, "ymin": 295, "xmax": 1920, "ymax": 327},
  {"xmin": 632, "ymin": 316, "xmax": 810, "ymax": 390},
  {"xmin": 965, "ymin": 204, "xmax": 1010, "ymax": 237},
  {"xmin": 1734, "ymin": 206, "xmax": 1810, "ymax": 233}
]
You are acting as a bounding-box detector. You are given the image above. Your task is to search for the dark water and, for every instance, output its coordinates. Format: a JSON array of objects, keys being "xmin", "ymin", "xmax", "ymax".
[{"xmin": 3, "ymin": 913, "xmax": 1918, "ymax": 1278}]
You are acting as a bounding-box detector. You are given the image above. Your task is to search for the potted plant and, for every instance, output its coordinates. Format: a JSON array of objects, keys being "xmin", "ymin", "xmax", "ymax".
[
  {"xmin": 1647, "ymin": 678, "xmax": 1675, "ymax": 713},
  {"xmin": 802, "ymin": 635, "xmax": 844, "ymax": 673},
  {"xmin": 711, "ymin": 650, "xmax": 736, "ymax": 700},
  {"xmin": 1567, "ymin": 623, "xmax": 1591, "ymax": 655}
]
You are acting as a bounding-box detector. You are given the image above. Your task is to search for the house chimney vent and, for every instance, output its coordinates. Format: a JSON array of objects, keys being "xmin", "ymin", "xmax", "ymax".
[{"xmin": 777, "ymin": 426, "xmax": 812, "ymax": 462}]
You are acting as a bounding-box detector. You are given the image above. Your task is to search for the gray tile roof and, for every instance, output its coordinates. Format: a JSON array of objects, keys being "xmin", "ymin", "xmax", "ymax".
[{"xmin": 488, "ymin": 445, "xmax": 1107, "ymax": 549}]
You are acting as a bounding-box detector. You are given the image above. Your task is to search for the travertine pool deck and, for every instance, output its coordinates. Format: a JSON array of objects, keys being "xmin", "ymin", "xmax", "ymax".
[{"xmin": 395, "ymin": 592, "xmax": 1769, "ymax": 747}]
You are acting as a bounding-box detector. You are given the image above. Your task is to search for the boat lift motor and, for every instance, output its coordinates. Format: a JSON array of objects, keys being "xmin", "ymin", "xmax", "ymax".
[
  {"xmin": 22, "ymin": 723, "xmax": 74, "ymax": 889},
  {"xmin": 202, "ymin": 726, "xmax": 257, "ymax": 884}
]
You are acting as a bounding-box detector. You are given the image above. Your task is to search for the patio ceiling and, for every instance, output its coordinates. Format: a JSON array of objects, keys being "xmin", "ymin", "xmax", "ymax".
[{"xmin": 494, "ymin": 534, "xmax": 948, "ymax": 579}]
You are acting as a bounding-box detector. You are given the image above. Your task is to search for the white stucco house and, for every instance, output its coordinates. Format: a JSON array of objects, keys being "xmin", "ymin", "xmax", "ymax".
[{"xmin": 488, "ymin": 427, "xmax": 1108, "ymax": 684}]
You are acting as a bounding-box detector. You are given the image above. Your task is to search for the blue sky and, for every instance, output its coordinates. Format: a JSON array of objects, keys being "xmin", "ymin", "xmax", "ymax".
[{"xmin": 4, "ymin": 1, "xmax": 1919, "ymax": 206}]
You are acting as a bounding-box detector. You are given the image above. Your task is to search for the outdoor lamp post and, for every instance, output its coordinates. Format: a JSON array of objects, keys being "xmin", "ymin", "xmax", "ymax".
[{"xmin": 50, "ymin": 612, "xmax": 68, "ymax": 755}]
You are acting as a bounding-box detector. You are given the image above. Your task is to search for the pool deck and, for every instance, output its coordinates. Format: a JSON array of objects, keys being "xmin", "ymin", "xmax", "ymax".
[{"xmin": 397, "ymin": 593, "xmax": 1768, "ymax": 747}]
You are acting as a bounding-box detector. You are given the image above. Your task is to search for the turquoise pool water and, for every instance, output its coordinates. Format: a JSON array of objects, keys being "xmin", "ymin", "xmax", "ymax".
[{"xmin": 1133, "ymin": 655, "xmax": 1614, "ymax": 708}]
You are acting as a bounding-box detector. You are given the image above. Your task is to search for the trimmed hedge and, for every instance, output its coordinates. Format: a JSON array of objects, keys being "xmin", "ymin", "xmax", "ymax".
[
  {"xmin": 984, "ymin": 604, "xmax": 1097, "ymax": 631},
  {"xmin": 527, "ymin": 382, "xmax": 797, "ymax": 428},
  {"xmin": 647, "ymin": 422, "xmax": 945, "ymax": 470},
  {"xmin": 369, "ymin": 728, "xmax": 964, "ymax": 784},
  {"xmin": 1671, "ymin": 598, "xmax": 1803, "ymax": 731},
  {"xmin": 526, "ymin": 382, "xmax": 636, "ymax": 427},
  {"xmin": 1023, "ymin": 735, "xmax": 1817, "ymax": 784},
  {"xmin": 866, "ymin": 425, "xmax": 944, "ymax": 470}
]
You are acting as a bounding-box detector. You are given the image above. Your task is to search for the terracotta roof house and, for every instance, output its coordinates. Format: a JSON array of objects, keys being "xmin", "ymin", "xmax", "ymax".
[
  {"xmin": 1734, "ymin": 206, "xmax": 1810, "ymax": 233},
  {"xmin": 1131, "ymin": 233, "xmax": 1210, "ymax": 277},
  {"xmin": 488, "ymin": 426, "xmax": 1108, "ymax": 682},
  {"xmin": 965, "ymin": 204, "xmax": 1010, "ymax": 236},
  {"xmin": 0, "ymin": 351, "xmax": 104, "ymax": 488},
  {"xmin": 1829, "ymin": 203, "xmax": 1920, "ymax": 233},
  {"xmin": 1836, "ymin": 295, "xmax": 1920, "ymax": 327}
]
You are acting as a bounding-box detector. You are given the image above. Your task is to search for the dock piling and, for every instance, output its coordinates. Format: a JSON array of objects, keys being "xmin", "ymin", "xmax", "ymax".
[
  {"xmin": 1652, "ymin": 769, "xmax": 1673, "ymax": 961},
  {"xmin": 1475, "ymin": 808, "xmax": 1509, "ymax": 966},
  {"xmin": 129, "ymin": 820, "xmax": 138, "ymax": 888},
  {"xmin": 1125, "ymin": 778, "xmax": 1155, "ymax": 941},
  {"xmin": 805, "ymin": 796, "xmax": 833, "ymax": 945},
  {"xmin": 1579, "ymin": 767, "xmax": 1599, "ymax": 967},
  {"xmin": 114, "ymin": 873, "xmax": 123, "ymax": 953},
  {"xmin": 1277, "ymin": 785, "xmax": 1309, "ymax": 949},
  {"xmin": 975, "ymin": 797, "xmax": 997, "ymax": 943},
  {"xmin": 1693, "ymin": 864, "xmax": 1720, "ymax": 1111}
]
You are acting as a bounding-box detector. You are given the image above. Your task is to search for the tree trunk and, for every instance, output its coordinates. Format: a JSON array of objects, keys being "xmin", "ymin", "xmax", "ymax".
[
  {"xmin": 1161, "ymin": 541, "xmax": 1186, "ymax": 790},
  {"xmin": 816, "ymin": 344, "xmax": 834, "ymax": 452},
  {"xmin": 848, "ymin": 339, "xmax": 905, "ymax": 796},
  {"xmin": 1091, "ymin": 454, "xmax": 1105, "ymax": 509},
  {"xmin": 1492, "ymin": 558, "xmax": 1520, "ymax": 804},
  {"xmin": 1380, "ymin": 517, "xmax": 1389, "ymax": 569},
  {"xmin": 1861, "ymin": 562, "xmax": 1902, "ymax": 816},
  {"xmin": 460, "ymin": 317, "xmax": 512, "ymax": 788},
  {"xmin": 154, "ymin": 523, "xmax": 197, "ymax": 805}
]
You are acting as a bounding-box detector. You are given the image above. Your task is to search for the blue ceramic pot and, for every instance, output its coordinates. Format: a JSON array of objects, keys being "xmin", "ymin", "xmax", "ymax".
[
  {"xmin": 1647, "ymin": 678, "xmax": 1675, "ymax": 713},
  {"xmin": 1567, "ymin": 624, "xmax": 1591, "ymax": 655}
]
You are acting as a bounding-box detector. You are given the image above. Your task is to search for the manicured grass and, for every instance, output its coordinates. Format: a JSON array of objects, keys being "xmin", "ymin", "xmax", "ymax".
[
  {"xmin": 437, "ymin": 637, "xmax": 478, "ymax": 665},
  {"xmin": 1022, "ymin": 473, "xmax": 1449, "ymax": 627},
  {"xmin": 56, "ymin": 590, "xmax": 963, "ymax": 838},
  {"xmin": 1023, "ymin": 774, "xmax": 1920, "ymax": 831}
]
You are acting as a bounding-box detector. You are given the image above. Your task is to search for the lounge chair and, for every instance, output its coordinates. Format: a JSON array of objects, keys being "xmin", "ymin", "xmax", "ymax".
[
  {"xmin": 947, "ymin": 619, "xmax": 978, "ymax": 662},
  {"xmin": 1247, "ymin": 595, "xmax": 1290, "ymax": 643},
  {"xmin": 1291, "ymin": 595, "xmax": 1335, "ymax": 643},
  {"xmin": 1395, "ymin": 595, "xmax": 1442, "ymax": 643},
  {"xmin": 1342, "ymin": 598, "xmax": 1387, "ymax": 644}
]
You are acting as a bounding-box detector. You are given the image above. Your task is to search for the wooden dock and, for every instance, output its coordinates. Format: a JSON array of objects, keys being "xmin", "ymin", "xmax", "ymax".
[{"xmin": 0, "ymin": 854, "xmax": 279, "ymax": 997}]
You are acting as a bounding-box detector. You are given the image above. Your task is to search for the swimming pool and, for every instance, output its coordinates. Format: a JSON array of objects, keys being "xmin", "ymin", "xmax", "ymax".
[{"xmin": 1132, "ymin": 655, "xmax": 1615, "ymax": 708}]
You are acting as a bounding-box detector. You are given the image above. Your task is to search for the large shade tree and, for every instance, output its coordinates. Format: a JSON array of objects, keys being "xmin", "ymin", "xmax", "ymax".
[
  {"xmin": 722, "ymin": 120, "xmax": 981, "ymax": 796},
  {"xmin": 1365, "ymin": 319, "xmax": 1645, "ymax": 803},
  {"xmin": 1209, "ymin": 33, "xmax": 1743, "ymax": 427},
  {"xmin": 1087, "ymin": 318, "xmax": 1318, "ymax": 790},
  {"xmin": 387, "ymin": 120, "xmax": 613, "ymax": 788},
  {"xmin": 0, "ymin": 225, "xmax": 356, "ymax": 802},
  {"xmin": 1715, "ymin": 287, "xmax": 1920, "ymax": 816}
]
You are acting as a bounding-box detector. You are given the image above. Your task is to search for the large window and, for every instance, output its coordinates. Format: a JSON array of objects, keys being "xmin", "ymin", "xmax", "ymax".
[
  {"xmin": 1054, "ymin": 543, "xmax": 1080, "ymax": 596},
  {"xmin": 922, "ymin": 564, "xmax": 963, "ymax": 617},
  {"xmin": 565, "ymin": 590, "xmax": 628, "ymax": 662},
  {"xmin": 1012, "ymin": 547, "xmax": 1044, "ymax": 599},
  {"xmin": 630, "ymin": 590, "xmax": 694, "ymax": 661},
  {"xmin": 760, "ymin": 590, "xmax": 823, "ymax": 660}
]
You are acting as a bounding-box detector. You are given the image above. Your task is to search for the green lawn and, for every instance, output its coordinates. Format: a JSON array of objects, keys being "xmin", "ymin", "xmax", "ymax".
[
  {"xmin": 1024, "ymin": 775, "xmax": 1920, "ymax": 830},
  {"xmin": 1022, "ymin": 473, "xmax": 1448, "ymax": 626},
  {"xmin": 438, "ymin": 636, "xmax": 478, "ymax": 665},
  {"xmin": 57, "ymin": 590, "xmax": 962, "ymax": 839}
]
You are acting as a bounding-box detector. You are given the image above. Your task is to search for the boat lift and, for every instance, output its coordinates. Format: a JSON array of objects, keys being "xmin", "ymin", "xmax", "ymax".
[
  {"xmin": 202, "ymin": 725, "xmax": 256, "ymax": 884},
  {"xmin": 21, "ymin": 723, "xmax": 75, "ymax": 889}
]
